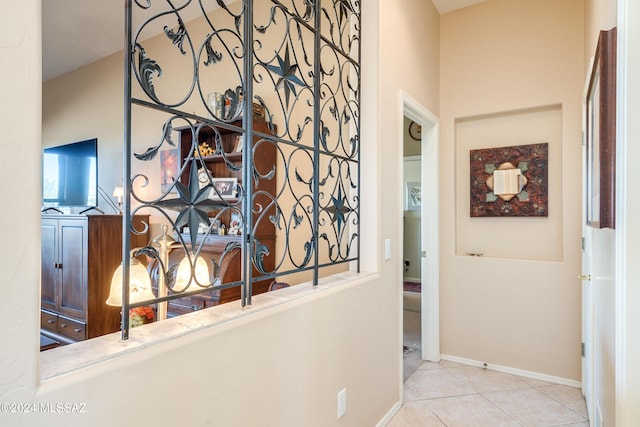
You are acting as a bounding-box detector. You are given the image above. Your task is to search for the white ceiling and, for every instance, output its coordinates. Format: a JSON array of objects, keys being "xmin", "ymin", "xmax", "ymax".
[{"xmin": 42, "ymin": 0, "xmax": 486, "ymax": 82}]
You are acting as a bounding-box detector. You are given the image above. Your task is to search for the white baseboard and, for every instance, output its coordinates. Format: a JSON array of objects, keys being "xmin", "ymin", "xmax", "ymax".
[
  {"xmin": 440, "ymin": 354, "xmax": 582, "ymax": 388},
  {"xmin": 402, "ymin": 277, "xmax": 420, "ymax": 283},
  {"xmin": 376, "ymin": 400, "xmax": 402, "ymax": 427}
]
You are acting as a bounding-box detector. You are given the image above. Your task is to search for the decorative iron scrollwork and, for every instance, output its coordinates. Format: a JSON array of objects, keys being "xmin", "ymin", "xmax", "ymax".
[{"xmin": 122, "ymin": 0, "xmax": 360, "ymax": 336}]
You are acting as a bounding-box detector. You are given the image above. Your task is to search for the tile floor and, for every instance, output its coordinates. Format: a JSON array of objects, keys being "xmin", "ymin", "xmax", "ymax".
[
  {"xmin": 393, "ymin": 308, "xmax": 589, "ymax": 426},
  {"xmin": 403, "ymin": 306, "xmax": 423, "ymax": 382}
]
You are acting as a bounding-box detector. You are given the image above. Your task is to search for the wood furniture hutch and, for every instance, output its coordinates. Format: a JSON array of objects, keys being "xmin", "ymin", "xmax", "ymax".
[
  {"xmin": 165, "ymin": 117, "xmax": 277, "ymax": 316},
  {"xmin": 40, "ymin": 214, "xmax": 149, "ymax": 345}
]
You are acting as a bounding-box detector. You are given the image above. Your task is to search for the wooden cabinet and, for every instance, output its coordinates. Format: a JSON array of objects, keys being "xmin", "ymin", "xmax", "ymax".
[
  {"xmin": 168, "ymin": 118, "xmax": 276, "ymax": 316},
  {"xmin": 41, "ymin": 218, "xmax": 87, "ymax": 320},
  {"xmin": 40, "ymin": 214, "xmax": 149, "ymax": 344}
]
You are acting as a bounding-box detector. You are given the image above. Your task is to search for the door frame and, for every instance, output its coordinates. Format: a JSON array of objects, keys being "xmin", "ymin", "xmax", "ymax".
[{"xmin": 401, "ymin": 91, "xmax": 440, "ymax": 362}]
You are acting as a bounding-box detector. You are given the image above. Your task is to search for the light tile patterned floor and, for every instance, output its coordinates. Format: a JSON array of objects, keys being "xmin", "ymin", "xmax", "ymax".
[{"xmin": 389, "ymin": 360, "xmax": 589, "ymax": 427}]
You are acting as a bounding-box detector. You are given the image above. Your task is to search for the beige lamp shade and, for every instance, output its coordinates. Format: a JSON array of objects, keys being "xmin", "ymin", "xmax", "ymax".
[
  {"xmin": 112, "ymin": 186, "xmax": 124, "ymax": 204},
  {"xmin": 106, "ymin": 257, "xmax": 155, "ymax": 306},
  {"xmin": 174, "ymin": 253, "xmax": 210, "ymax": 293}
]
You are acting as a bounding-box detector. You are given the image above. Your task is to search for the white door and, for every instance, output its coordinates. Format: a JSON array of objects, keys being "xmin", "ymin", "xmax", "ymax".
[
  {"xmin": 419, "ymin": 118, "xmax": 439, "ymax": 362},
  {"xmin": 580, "ymin": 226, "xmax": 594, "ymax": 419},
  {"xmin": 581, "ymin": 62, "xmax": 594, "ymax": 420}
]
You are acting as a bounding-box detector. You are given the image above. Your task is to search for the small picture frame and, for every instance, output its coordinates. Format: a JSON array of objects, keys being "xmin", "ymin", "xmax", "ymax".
[
  {"xmin": 210, "ymin": 177, "xmax": 238, "ymax": 199},
  {"xmin": 197, "ymin": 167, "xmax": 211, "ymax": 190},
  {"xmin": 198, "ymin": 218, "xmax": 221, "ymax": 234},
  {"xmin": 229, "ymin": 211, "xmax": 242, "ymax": 235},
  {"xmin": 234, "ymin": 134, "xmax": 243, "ymax": 152}
]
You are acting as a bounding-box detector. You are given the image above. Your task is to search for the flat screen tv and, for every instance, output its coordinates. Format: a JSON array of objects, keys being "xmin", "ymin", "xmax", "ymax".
[{"xmin": 42, "ymin": 138, "xmax": 98, "ymax": 208}]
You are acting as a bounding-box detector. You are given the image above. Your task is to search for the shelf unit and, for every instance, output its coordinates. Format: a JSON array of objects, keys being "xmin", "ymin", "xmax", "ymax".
[{"xmin": 167, "ymin": 118, "xmax": 277, "ymax": 315}]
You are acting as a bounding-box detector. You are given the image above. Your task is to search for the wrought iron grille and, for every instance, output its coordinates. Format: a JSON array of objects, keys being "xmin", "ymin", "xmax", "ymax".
[{"xmin": 121, "ymin": 0, "xmax": 360, "ymax": 338}]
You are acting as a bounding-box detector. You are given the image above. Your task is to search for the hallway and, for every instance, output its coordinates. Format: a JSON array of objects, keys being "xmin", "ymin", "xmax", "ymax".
[{"xmin": 394, "ymin": 306, "xmax": 588, "ymax": 426}]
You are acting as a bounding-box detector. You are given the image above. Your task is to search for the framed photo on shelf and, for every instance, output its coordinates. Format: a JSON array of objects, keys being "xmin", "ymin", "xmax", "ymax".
[
  {"xmin": 210, "ymin": 177, "xmax": 237, "ymax": 199},
  {"xmin": 197, "ymin": 167, "xmax": 212, "ymax": 190},
  {"xmin": 585, "ymin": 27, "xmax": 616, "ymax": 229},
  {"xmin": 229, "ymin": 211, "xmax": 242, "ymax": 235},
  {"xmin": 234, "ymin": 134, "xmax": 243, "ymax": 152}
]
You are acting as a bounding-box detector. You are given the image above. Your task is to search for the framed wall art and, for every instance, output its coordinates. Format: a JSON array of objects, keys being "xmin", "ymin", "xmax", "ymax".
[
  {"xmin": 160, "ymin": 148, "xmax": 179, "ymax": 193},
  {"xmin": 406, "ymin": 182, "xmax": 421, "ymax": 211},
  {"xmin": 469, "ymin": 143, "xmax": 548, "ymax": 217},
  {"xmin": 585, "ymin": 27, "xmax": 616, "ymax": 229}
]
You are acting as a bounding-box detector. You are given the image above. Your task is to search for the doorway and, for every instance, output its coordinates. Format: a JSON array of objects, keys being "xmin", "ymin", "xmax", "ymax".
[
  {"xmin": 401, "ymin": 92, "xmax": 440, "ymax": 383},
  {"xmin": 402, "ymin": 153, "xmax": 422, "ymax": 380}
]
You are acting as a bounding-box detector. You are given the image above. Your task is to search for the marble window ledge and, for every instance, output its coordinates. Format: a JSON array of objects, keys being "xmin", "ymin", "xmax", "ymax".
[{"xmin": 40, "ymin": 271, "xmax": 375, "ymax": 381}]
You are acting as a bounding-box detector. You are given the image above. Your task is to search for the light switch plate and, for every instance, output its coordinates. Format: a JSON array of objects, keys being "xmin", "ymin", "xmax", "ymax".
[
  {"xmin": 384, "ymin": 239, "xmax": 391, "ymax": 260},
  {"xmin": 337, "ymin": 388, "xmax": 347, "ymax": 419}
]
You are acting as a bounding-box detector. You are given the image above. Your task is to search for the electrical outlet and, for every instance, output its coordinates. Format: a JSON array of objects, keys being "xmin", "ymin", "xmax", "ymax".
[{"xmin": 337, "ymin": 388, "xmax": 347, "ymax": 419}]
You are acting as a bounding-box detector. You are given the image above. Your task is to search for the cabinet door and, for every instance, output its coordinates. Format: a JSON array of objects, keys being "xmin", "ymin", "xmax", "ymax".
[
  {"xmin": 58, "ymin": 219, "xmax": 88, "ymax": 320},
  {"xmin": 41, "ymin": 219, "xmax": 58, "ymax": 312}
]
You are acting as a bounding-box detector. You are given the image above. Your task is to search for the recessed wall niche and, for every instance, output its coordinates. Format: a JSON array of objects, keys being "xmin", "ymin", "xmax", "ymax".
[{"xmin": 455, "ymin": 105, "xmax": 563, "ymax": 261}]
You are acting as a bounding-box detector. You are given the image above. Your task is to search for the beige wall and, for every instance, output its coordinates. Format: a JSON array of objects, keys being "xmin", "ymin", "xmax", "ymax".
[
  {"xmin": 585, "ymin": 0, "xmax": 618, "ymax": 71},
  {"xmin": 440, "ymin": 0, "xmax": 584, "ymax": 380},
  {"xmin": 379, "ymin": 0, "xmax": 440, "ymax": 279},
  {"xmin": 0, "ymin": 1, "xmax": 441, "ymax": 426},
  {"xmin": 43, "ymin": 53, "xmax": 125, "ymax": 203},
  {"xmin": 0, "ymin": 0, "xmax": 41, "ymax": 405}
]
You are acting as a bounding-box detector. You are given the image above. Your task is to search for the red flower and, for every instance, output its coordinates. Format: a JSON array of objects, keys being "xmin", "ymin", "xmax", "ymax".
[{"xmin": 129, "ymin": 306, "xmax": 155, "ymax": 322}]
